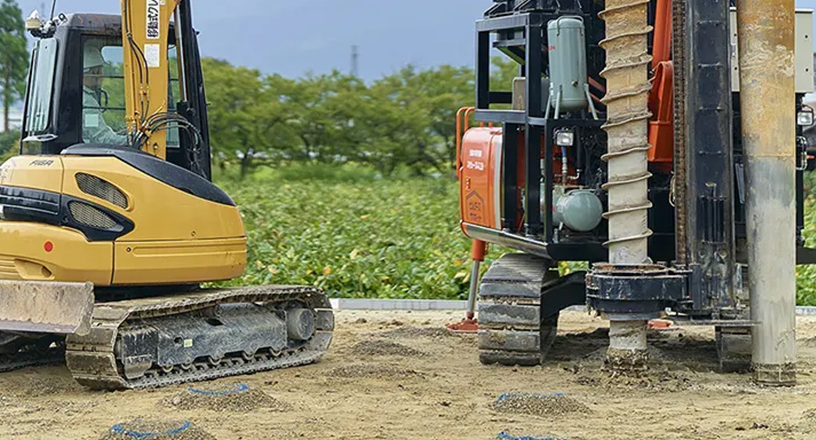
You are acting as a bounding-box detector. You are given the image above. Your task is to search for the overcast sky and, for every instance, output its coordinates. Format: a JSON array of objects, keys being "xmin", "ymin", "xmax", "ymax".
[{"xmin": 14, "ymin": 0, "xmax": 816, "ymax": 81}]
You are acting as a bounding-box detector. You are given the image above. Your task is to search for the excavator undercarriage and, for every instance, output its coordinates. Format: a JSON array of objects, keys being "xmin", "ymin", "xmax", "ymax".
[
  {"xmin": 0, "ymin": 283, "xmax": 334, "ymax": 390},
  {"xmin": 67, "ymin": 286, "xmax": 333, "ymax": 390}
]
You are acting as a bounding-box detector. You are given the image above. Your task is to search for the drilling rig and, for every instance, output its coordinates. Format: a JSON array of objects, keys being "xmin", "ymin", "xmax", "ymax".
[{"xmin": 458, "ymin": 0, "xmax": 812, "ymax": 383}]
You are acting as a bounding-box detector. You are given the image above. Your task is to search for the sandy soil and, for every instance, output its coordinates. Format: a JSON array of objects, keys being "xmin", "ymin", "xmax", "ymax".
[{"xmin": 3, "ymin": 310, "xmax": 816, "ymax": 440}]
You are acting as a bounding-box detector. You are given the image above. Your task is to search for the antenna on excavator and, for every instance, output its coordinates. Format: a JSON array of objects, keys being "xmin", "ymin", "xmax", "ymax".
[{"xmin": 49, "ymin": 0, "xmax": 56, "ymax": 21}]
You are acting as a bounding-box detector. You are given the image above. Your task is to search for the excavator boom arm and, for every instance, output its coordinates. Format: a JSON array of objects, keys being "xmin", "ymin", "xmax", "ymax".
[{"xmin": 121, "ymin": 0, "xmax": 181, "ymax": 159}]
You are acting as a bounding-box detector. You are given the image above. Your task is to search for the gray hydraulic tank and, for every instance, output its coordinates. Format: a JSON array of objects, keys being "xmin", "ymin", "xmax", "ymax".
[
  {"xmin": 548, "ymin": 16, "xmax": 589, "ymax": 113},
  {"xmin": 553, "ymin": 188, "xmax": 603, "ymax": 232}
]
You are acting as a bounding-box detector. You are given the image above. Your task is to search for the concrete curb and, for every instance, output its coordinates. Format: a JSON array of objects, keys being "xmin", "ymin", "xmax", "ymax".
[
  {"xmin": 329, "ymin": 298, "xmax": 465, "ymax": 311},
  {"xmin": 329, "ymin": 299, "xmax": 816, "ymax": 316},
  {"xmin": 797, "ymin": 307, "xmax": 816, "ymax": 316}
]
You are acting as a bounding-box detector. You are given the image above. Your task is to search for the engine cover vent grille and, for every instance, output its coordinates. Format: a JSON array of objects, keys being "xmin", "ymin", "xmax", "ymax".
[
  {"xmin": 68, "ymin": 202, "xmax": 118, "ymax": 230},
  {"xmin": 75, "ymin": 173, "xmax": 128, "ymax": 209}
]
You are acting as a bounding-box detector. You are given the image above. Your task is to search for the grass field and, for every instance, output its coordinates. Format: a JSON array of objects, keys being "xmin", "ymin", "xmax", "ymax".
[
  {"xmin": 216, "ymin": 166, "xmax": 816, "ymax": 305},
  {"xmin": 215, "ymin": 166, "xmax": 484, "ymax": 299},
  {"xmin": 796, "ymin": 195, "xmax": 816, "ymax": 305}
]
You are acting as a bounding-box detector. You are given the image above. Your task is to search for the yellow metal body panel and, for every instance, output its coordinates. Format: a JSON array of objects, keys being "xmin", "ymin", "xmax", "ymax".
[
  {"xmin": 113, "ymin": 238, "xmax": 246, "ymax": 285},
  {"xmin": 60, "ymin": 156, "xmax": 245, "ymax": 241},
  {"xmin": 0, "ymin": 156, "xmax": 63, "ymax": 193},
  {"xmin": 0, "ymin": 222, "xmax": 113, "ymax": 284},
  {"xmin": 0, "ymin": 2, "xmax": 247, "ymax": 288},
  {"xmin": 0, "ymin": 155, "xmax": 247, "ymax": 286}
]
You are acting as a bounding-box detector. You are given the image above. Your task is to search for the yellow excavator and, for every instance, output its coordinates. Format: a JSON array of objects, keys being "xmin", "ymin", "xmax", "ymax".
[{"xmin": 0, "ymin": 0, "xmax": 333, "ymax": 389}]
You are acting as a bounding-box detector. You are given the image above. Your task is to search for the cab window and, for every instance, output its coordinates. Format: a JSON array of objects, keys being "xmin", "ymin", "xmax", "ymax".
[
  {"xmin": 81, "ymin": 38, "xmax": 127, "ymax": 145},
  {"xmin": 81, "ymin": 38, "xmax": 181, "ymax": 147}
]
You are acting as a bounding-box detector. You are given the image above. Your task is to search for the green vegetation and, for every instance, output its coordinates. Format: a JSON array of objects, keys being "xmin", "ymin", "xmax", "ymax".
[
  {"xmin": 199, "ymin": 54, "xmax": 816, "ymax": 305},
  {"xmin": 201, "ymin": 57, "xmax": 522, "ymax": 299},
  {"xmin": 212, "ymin": 166, "xmax": 816, "ymax": 304},
  {"xmin": 203, "ymin": 57, "xmax": 517, "ymax": 179},
  {"xmin": 798, "ymin": 199, "xmax": 816, "ymax": 305},
  {"xmin": 0, "ymin": 0, "xmax": 27, "ymax": 133},
  {"xmin": 796, "ymin": 174, "xmax": 816, "ymax": 305},
  {"xmin": 214, "ymin": 167, "xmax": 489, "ymax": 299}
]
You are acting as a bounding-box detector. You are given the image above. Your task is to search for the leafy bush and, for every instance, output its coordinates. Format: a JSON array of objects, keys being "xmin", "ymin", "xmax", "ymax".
[
  {"xmin": 798, "ymin": 194, "xmax": 816, "ymax": 305},
  {"xmin": 0, "ymin": 132, "xmax": 19, "ymax": 163},
  {"xmin": 216, "ymin": 170, "xmax": 507, "ymax": 299}
]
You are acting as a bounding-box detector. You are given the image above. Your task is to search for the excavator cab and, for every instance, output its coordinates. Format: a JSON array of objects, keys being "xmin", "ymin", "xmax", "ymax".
[{"xmin": 22, "ymin": 7, "xmax": 211, "ymax": 178}]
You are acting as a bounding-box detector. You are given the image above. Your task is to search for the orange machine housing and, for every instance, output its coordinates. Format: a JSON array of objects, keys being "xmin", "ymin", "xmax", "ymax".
[
  {"xmin": 458, "ymin": 126, "xmax": 575, "ymax": 235},
  {"xmin": 457, "ymin": 0, "xmax": 676, "ymax": 247},
  {"xmin": 459, "ymin": 127, "xmax": 504, "ymax": 231}
]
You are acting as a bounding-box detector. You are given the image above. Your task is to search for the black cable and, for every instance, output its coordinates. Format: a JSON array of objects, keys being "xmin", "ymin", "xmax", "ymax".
[
  {"xmin": 135, "ymin": 112, "xmax": 202, "ymax": 149},
  {"xmin": 120, "ymin": 3, "xmax": 198, "ymax": 162}
]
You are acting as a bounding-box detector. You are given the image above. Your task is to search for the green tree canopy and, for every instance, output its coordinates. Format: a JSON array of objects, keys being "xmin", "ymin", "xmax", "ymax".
[
  {"xmin": 0, "ymin": 0, "xmax": 27, "ymax": 132},
  {"xmin": 201, "ymin": 54, "xmax": 525, "ymax": 179}
]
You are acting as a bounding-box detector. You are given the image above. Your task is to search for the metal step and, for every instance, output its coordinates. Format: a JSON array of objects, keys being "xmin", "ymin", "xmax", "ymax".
[{"xmin": 716, "ymin": 326, "xmax": 752, "ymax": 373}]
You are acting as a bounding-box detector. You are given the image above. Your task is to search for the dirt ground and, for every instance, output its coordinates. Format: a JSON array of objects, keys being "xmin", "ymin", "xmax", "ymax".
[{"xmin": 3, "ymin": 310, "xmax": 816, "ymax": 440}]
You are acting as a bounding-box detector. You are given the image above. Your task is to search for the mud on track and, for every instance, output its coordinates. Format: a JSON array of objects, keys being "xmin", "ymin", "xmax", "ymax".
[{"xmin": 3, "ymin": 310, "xmax": 816, "ymax": 439}]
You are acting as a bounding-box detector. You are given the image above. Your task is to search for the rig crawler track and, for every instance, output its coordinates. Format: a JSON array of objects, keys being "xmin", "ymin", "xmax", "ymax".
[
  {"xmin": 477, "ymin": 254, "xmax": 560, "ymax": 366},
  {"xmin": 65, "ymin": 286, "xmax": 334, "ymax": 390}
]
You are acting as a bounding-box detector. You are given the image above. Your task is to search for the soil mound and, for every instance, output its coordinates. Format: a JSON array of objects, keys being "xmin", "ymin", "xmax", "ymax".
[
  {"xmin": 351, "ymin": 340, "xmax": 425, "ymax": 357},
  {"xmin": 10, "ymin": 376, "xmax": 83, "ymax": 397},
  {"xmin": 381, "ymin": 327, "xmax": 457, "ymax": 339},
  {"xmin": 327, "ymin": 364, "xmax": 424, "ymax": 379},
  {"xmin": 490, "ymin": 393, "xmax": 589, "ymax": 417},
  {"xmin": 100, "ymin": 419, "xmax": 216, "ymax": 440},
  {"xmin": 161, "ymin": 383, "xmax": 290, "ymax": 413}
]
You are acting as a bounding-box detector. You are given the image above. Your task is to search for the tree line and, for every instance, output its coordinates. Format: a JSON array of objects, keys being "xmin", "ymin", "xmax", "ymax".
[{"xmin": 203, "ymin": 57, "xmax": 517, "ymax": 178}]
